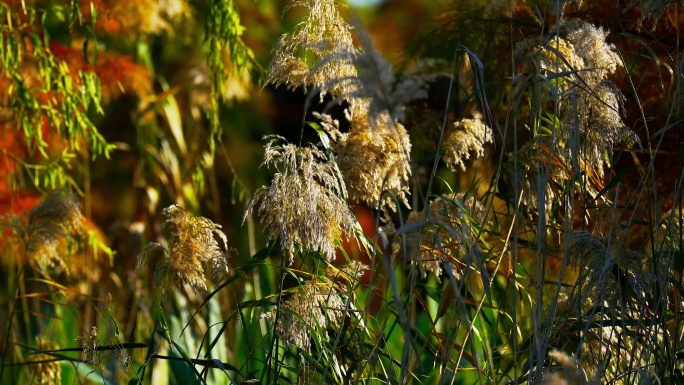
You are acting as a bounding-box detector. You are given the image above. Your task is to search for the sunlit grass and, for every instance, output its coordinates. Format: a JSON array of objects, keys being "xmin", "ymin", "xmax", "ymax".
[{"xmin": 1, "ymin": 0, "xmax": 683, "ymax": 384}]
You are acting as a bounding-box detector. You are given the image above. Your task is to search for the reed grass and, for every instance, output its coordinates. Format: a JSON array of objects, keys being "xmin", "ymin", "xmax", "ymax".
[{"xmin": 1, "ymin": 0, "xmax": 683, "ymax": 384}]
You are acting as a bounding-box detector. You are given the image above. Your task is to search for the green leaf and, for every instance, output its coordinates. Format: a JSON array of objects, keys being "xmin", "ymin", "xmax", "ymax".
[
  {"xmin": 158, "ymin": 307, "xmax": 174, "ymax": 350},
  {"xmin": 170, "ymin": 340, "xmax": 206, "ymax": 385},
  {"xmin": 76, "ymin": 363, "xmax": 109, "ymax": 384},
  {"xmin": 306, "ymin": 121, "xmax": 331, "ymax": 150}
]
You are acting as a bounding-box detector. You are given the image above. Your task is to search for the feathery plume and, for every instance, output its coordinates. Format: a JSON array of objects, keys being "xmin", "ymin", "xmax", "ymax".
[
  {"xmin": 335, "ymin": 109, "xmax": 412, "ymax": 214},
  {"xmin": 626, "ymin": 0, "xmax": 679, "ymax": 22},
  {"xmin": 137, "ymin": 204, "xmax": 231, "ymax": 293},
  {"xmin": 511, "ymin": 20, "xmax": 638, "ymax": 217},
  {"xmin": 392, "ymin": 194, "xmax": 485, "ymax": 280},
  {"xmin": 33, "ymin": 336, "xmax": 62, "ymax": 385},
  {"xmin": 2, "ymin": 189, "xmax": 84, "ymax": 274},
  {"xmin": 315, "ymin": 107, "xmax": 413, "ymax": 215},
  {"xmin": 442, "ymin": 114, "xmax": 493, "ymax": 172},
  {"xmin": 566, "ymin": 23, "xmax": 621, "ymax": 84},
  {"xmin": 543, "ymin": 349, "xmax": 591, "ymax": 385},
  {"xmin": 550, "ymin": 226, "xmax": 664, "ymax": 381},
  {"xmin": 272, "ymin": 4, "xmax": 422, "ymax": 216},
  {"xmin": 537, "ymin": 36, "xmax": 585, "ymax": 75},
  {"xmin": 267, "ymin": 0, "xmax": 357, "ymax": 98},
  {"xmin": 556, "ymin": 23, "xmax": 636, "ymax": 178},
  {"xmin": 245, "ymin": 136, "xmax": 356, "ymax": 263},
  {"xmin": 263, "ymin": 280, "xmax": 346, "ymax": 352},
  {"xmin": 568, "ymin": 228, "xmax": 651, "ymax": 305},
  {"xmin": 313, "ymin": 17, "xmax": 433, "ymax": 128}
]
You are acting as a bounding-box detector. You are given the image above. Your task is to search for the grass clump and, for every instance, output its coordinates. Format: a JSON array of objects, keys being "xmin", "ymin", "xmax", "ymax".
[{"xmin": 1, "ymin": 0, "xmax": 683, "ymax": 384}]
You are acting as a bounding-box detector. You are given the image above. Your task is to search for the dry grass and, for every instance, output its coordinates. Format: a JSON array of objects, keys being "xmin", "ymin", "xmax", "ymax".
[{"xmin": 2, "ymin": 0, "xmax": 683, "ymax": 384}]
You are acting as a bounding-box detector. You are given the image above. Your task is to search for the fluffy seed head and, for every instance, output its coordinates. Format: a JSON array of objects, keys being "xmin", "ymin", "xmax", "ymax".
[
  {"xmin": 313, "ymin": 18, "xmax": 432, "ymax": 128},
  {"xmin": 33, "ymin": 336, "xmax": 62, "ymax": 385},
  {"xmin": 1, "ymin": 189, "xmax": 84, "ymax": 274},
  {"xmin": 263, "ymin": 280, "xmax": 346, "ymax": 352},
  {"xmin": 567, "ymin": 23, "xmax": 621, "ymax": 84},
  {"xmin": 511, "ymin": 20, "xmax": 638, "ymax": 214},
  {"xmin": 392, "ymin": 194, "xmax": 485, "ymax": 280},
  {"xmin": 334, "ymin": 110, "xmax": 412, "ymax": 214},
  {"xmin": 245, "ymin": 136, "xmax": 356, "ymax": 263},
  {"xmin": 443, "ymin": 115, "xmax": 493, "ymax": 172},
  {"xmin": 267, "ymin": 0, "xmax": 357, "ymax": 99},
  {"xmin": 137, "ymin": 204, "xmax": 231, "ymax": 293}
]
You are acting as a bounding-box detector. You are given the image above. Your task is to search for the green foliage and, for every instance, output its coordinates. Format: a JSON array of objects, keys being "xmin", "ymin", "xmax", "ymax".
[{"xmin": 203, "ymin": 0, "xmax": 256, "ymax": 154}]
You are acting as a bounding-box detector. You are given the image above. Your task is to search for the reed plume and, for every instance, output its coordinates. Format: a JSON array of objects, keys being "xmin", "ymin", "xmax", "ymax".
[
  {"xmin": 263, "ymin": 279, "xmax": 345, "ymax": 352},
  {"xmin": 390, "ymin": 194, "xmax": 485, "ymax": 280},
  {"xmin": 2, "ymin": 189, "xmax": 84, "ymax": 274},
  {"xmin": 245, "ymin": 135, "xmax": 356, "ymax": 263},
  {"xmin": 137, "ymin": 204, "xmax": 231, "ymax": 293},
  {"xmin": 442, "ymin": 114, "xmax": 493, "ymax": 172},
  {"xmin": 267, "ymin": 0, "xmax": 356, "ymax": 99},
  {"xmin": 32, "ymin": 336, "xmax": 62, "ymax": 385}
]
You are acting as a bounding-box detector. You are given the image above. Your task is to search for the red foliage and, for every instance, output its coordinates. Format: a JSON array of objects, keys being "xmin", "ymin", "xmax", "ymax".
[{"xmin": 49, "ymin": 42, "xmax": 152, "ymax": 103}]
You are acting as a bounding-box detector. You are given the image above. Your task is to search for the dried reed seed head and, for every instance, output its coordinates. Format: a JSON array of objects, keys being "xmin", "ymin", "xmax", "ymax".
[
  {"xmin": 312, "ymin": 20, "xmax": 432, "ymax": 128},
  {"xmin": 522, "ymin": 20, "xmax": 622, "ymax": 90},
  {"xmin": 512, "ymin": 37, "xmax": 540, "ymax": 67},
  {"xmin": 442, "ymin": 115, "xmax": 493, "ymax": 172},
  {"xmin": 305, "ymin": 40, "xmax": 360, "ymax": 100},
  {"xmin": 627, "ymin": 0, "xmax": 678, "ymax": 22},
  {"xmin": 394, "ymin": 195, "xmax": 484, "ymax": 280},
  {"xmin": 568, "ymin": 230, "xmax": 606, "ymax": 268},
  {"xmin": 246, "ymin": 136, "xmax": 356, "ymax": 263},
  {"xmin": 513, "ymin": 35, "xmax": 580, "ymax": 74},
  {"xmin": 270, "ymin": 4, "xmax": 423, "ymax": 219},
  {"xmin": 544, "ymin": 349, "xmax": 590, "ymax": 385},
  {"xmin": 514, "ymin": 21, "xmax": 637, "ymax": 194},
  {"xmin": 567, "ymin": 230, "xmax": 655, "ymax": 310},
  {"xmin": 523, "ymin": 20, "xmax": 621, "ymax": 90},
  {"xmin": 267, "ymin": 50, "xmax": 310, "ymax": 91},
  {"xmin": 284, "ymin": 0, "xmax": 354, "ymax": 46},
  {"xmin": 566, "ymin": 22, "xmax": 621, "ymax": 83},
  {"xmin": 267, "ymin": 0, "xmax": 357, "ymax": 98},
  {"xmin": 554, "ymin": 23, "xmax": 635, "ymax": 178},
  {"xmin": 33, "ymin": 336, "xmax": 62, "ymax": 385},
  {"xmin": 548, "ymin": 349, "xmax": 579, "ymax": 371},
  {"xmin": 531, "ymin": 18, "xmax": 620, "ymax": 72},
  {"xmin": 22, "ymin": 189, "xmax": 84, "ymax": 274},
  {"xmin": 311, "ymin": 111, "xmax": 345, "ymax": 143},
  {"xmin": 556, "ymin": 23, "xmax": 627, "ymax": 127},
  {"xmin": 264, "ymin": 280, "xmax": 346, "ymax": 352},
  {"xmin": 335, "ymin": 111, "xmax": 412, "ymax": 214},
  {"xmin": 539, "ymin": 37, "xmax": 584, "ymax": 75},
  {"xmin": 559, "ymin": 82, "xmax": 633, "ymax": 178},
  {"xmin": 137, "ymin": 204, "xmax": 231, "ymax": 293},
  {"xmin": 549, "ymin": 245, "xmax": 654, "ymax": 385},
  {"xmin": 551, "ymin": 285, "xmax": 657, "ymax": 382},
  {"xmin": 274, "ymin": 7, "xmax": 433, "ymax": 127}
]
